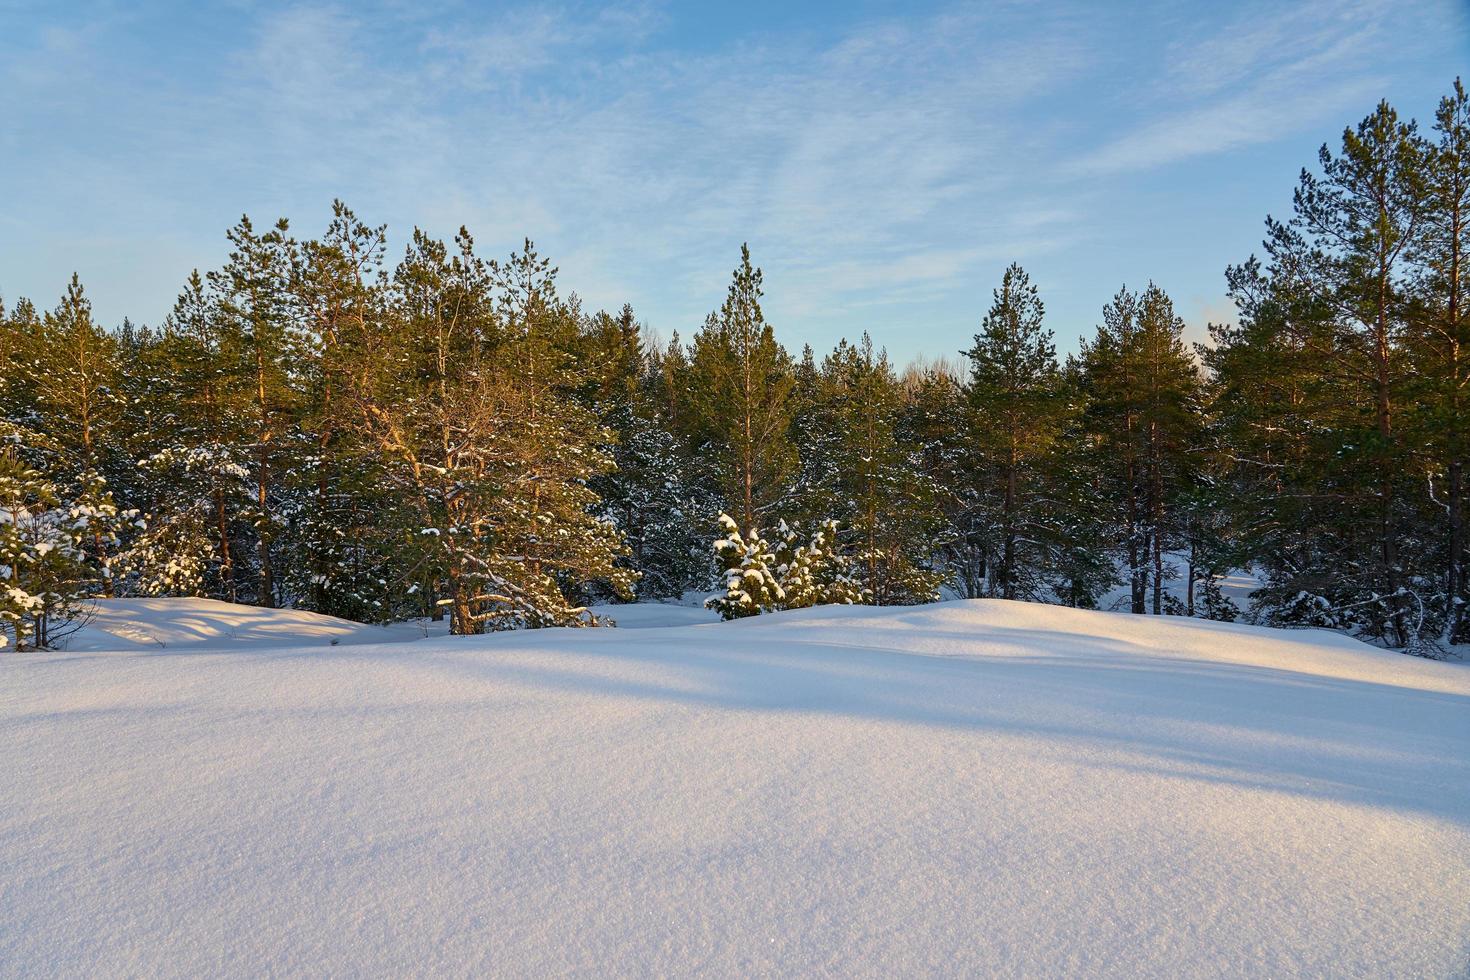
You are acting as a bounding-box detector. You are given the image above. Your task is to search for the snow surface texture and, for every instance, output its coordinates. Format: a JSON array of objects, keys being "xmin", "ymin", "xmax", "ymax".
[
  {"xmin": 4, "ymin": 599, "xmax": 1469, "ymax": 977},
  {"xmin": 67, "ymin": 597, "xmax": 408, "ymax": 650}
]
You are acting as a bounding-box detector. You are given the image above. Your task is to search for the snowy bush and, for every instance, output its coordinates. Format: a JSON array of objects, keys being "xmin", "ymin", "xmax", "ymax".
[{"xmin": 706, "ymin": 514, "xmax": 861, "ymax": 620}]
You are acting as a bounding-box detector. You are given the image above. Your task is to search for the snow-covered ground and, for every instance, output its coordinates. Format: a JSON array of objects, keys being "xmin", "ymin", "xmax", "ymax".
[
  {"xmin": 592, "ymin": 593, "xmax": 722, "ymax": 629},
  {"xmin": 3, "ymin": 599, "xmax": 1468, "ymax": 976},
  {"xmin": 66, "ymin": 597, "xmax": 411, "ymax": 650}
]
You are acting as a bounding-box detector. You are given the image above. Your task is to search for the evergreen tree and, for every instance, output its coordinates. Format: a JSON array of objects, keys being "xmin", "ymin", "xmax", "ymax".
[
  {"xmin": 581, "ymin": 307, "xmax": 711, "ymax": 599},
  {"xmin": 687, "ymin": 245, "xmax": 797, "ymax": 529},
  {"xmin": 897, "ymin": 360, "xmax": 974, "ymax": 596},
  {"xmin": 145, "ymin": 273, "xmax": 257, "ymax": 602},
  {"xmin": 707, "ymin": 514, "xmax": 784, "ymax": 619},
  {"xmin": 486, "ymin": 240, "xmax": 636, "ymax": 624},
  {"xmin": 339, "ymin": 231, "xmax": 632, "ymax": 632},
  {"xmin": 811, "ymin": 335, "xmax": 945, "ymax": 604},
  {"xmin": 32, "ymin": 275, "xmax": 128, "ymax": 593},
  {"xmin": 210, "ymin": 215, "xmax": 301, "ymax": 607},
  {"xmin": 290, "ymin": 201, "xmax": 397, "ymax": 621},
  {"xmin": 1080, "ymin": 284, "xmax": 1205, "ymax": 613},
  {"xmin": 964, "ymin": 264, "xmax": 1070, "ymax": 601},
  {"xmin": 1410, "ymin": 79, "xmax": 1470, "ymax": 642},
  {"xmin": 1240, "ymin": 102, "xmax": 1429, "ymax": 645},
  {"xmin": 706, "ymin": 514, "xmax": 860, "ymax": 619},
  {"xmin": 0, "ymin": 425, "xmax": 120, "ymax": 649}
]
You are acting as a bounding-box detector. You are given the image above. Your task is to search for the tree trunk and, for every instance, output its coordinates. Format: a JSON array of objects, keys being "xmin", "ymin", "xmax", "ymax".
[
  {"xmin": 254, "ymin": 346, "xmax": 275, "ymax": 608},
  {"xmin": 1002, "ymin": 445, "xmax": 1017, "ymax": 601},
  {"xmin": 255, "ymin": 452, "xmax": 274, "ymax": 608},
  {"xmin": 1151, "ymin": 436, "xmax": 1164, "ymax": 616},
  {"xmin": 1447, "ymin": 198, "xmax": 1467, "ymax": 644},
  {"xmin": 1450, "ymin": 460, "xmax": 1465, "ymax": 642},
  {"xmin": 214, "ymin": 487, "xmax": 236, "ymax": 603},
  {"xmin": 1187, "ymin": 545, "xmax": 1197, "ymax": 618},
  {"xmin": 1374, "ymin": 265, "xmax": 1404, "ymax": 644}
]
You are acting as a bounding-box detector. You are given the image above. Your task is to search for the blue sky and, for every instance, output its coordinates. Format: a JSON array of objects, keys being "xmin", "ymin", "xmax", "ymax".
[{"xmin": 1, "ymin": 0, "xmax": 1466, "ymax": 364}]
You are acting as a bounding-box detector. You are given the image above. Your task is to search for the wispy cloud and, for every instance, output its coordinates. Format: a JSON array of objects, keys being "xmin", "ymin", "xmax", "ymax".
[
  {"xmin": 158, "ymin": 1, "xmax": 1098, "ymax": 332},
  {"xmin": 1070, "ymin": 0, "xmax": 1433, "ymax": 174}
]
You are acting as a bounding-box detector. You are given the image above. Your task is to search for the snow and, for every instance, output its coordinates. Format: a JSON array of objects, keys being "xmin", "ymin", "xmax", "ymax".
[
  {"xmin": 3, "ymin": 598, "xmax": 1469, "ymax": 976},
  {"xmin": 65, "ymin": 597, "xmax": 407, "ymax": 651},
  {"xmin": 1096, "ymin": 552, "xmax": 1263, "ymax": 613},
  {"xmin": 591, "ymin": 600, "xmax": 720, "ymax": 629}
]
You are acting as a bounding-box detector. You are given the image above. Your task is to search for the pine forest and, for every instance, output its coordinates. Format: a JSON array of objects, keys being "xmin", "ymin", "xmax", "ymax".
[{"xmin": 4, "ymin": 83, "xmax": 1468, "ymax": 658}]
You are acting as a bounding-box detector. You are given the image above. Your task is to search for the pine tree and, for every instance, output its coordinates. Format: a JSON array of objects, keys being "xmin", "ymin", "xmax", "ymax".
[
  {"xmin": 687, "ymin": 245, "xmax": 797, "ymax": 529},
  {"xmin": 290, "ymin": 201, "xmax": 398, "ymax": 621},
  {"xmin": 338, "ymin": 231, "xmax": 633, "ymax": 632},
  {"xmin": 484, "ymin": 240, "xmax": 636, "ymax": 625},
  {"xmin": 706, "ymin": 514, "xmax": 860, "ymax": 619},
  {"xmin": 1243, "ymin": 102, "xmax": 1428, "ymax": 645},
  {"xmin": 210, "ymin": 215, "xmax": 300, "ymax": 607},
  {"xmin": 31, "ymin": 275, "xmax": 128, "ymax": 593},
  {"xmin": 1410, "ymin": 79, "xmax": 1470, "ymax": 643},
  {"xmin": 1080, "ymin": 284, "xmax": 1205, "ymax": 613},
  {"xmin": 772, "ymin": 518, "xmax": 863, "ymax": 609},
  {"xmin": 0, "ymin": 426, "xmax": 120, "ymax": 649},
  {"xmin": 579, "ymin": 307, "xmax": 711, "ymax": 599},
  {"xmin": 897, "ymin": 360, "xmax": 974, "ymax": 595},
  {"xmin": 130, "ymin": 271, "xmax": 255, "ymax": 602},
  {"xmin": 964, "ymin": 264, "xmax": 1070, "ymax": 601},
  {"xmin": 707, "ymin": 514, "xmax": 784, "ymax": 619},
  {"xmin": 809, "ymin": 335, "xmax": 946, "ymax": 604}
]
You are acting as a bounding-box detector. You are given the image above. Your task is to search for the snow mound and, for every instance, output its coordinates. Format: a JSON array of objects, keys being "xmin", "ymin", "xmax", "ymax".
[
  {"xmin": 66, "ymin": 597, "xmax": 407, "ymax": 651},
  {"xmin": 3, "ymin": 599, "xmax": 1468, "ymax": 976},
  {"xmin": 591, "ymin": 600, "xmax": 721, "ymax": 628}
]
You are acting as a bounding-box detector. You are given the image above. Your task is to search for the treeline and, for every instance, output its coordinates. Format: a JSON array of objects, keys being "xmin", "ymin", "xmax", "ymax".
[{"xmin": 2, "ymin": 82, "xmax": 1465, "ymax": 654}]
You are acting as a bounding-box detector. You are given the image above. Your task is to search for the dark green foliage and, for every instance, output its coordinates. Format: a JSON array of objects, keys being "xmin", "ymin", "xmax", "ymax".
[
  {"xmin": 1079, "ymin": 283, "xmax": 1206, "ymax": 615},
  {"xmin": 685, "ymin": 245, "xmax": 797, "ymax": 531},
  {"xmin": 799, "ymin": 334, "xmax": 946, "ymax": 604},
  {"xmin": 1212, "ymin": 86, "xmax": 1467, "ymax": 653},
  {"xmin": 963, "ymin": 264, "xmax": 1077, "ymax": 602}
]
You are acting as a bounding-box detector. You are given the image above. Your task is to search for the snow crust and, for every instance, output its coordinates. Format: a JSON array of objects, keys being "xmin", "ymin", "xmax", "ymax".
[{"xmin": 4, "ymin": 599, "xmax": 1468, "ymax": 976}]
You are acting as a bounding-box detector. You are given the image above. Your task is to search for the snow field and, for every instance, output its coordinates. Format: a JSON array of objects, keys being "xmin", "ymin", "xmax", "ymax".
[{"xmin": 2, "ymin": 599, "xmax": 1468, "ymax": 976}]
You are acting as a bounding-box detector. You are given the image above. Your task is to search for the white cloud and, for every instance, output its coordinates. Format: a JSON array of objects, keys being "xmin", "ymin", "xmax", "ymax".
[{"xmin": 1070, "ymin": 0, "xmax": 1449, "ymax": 174}]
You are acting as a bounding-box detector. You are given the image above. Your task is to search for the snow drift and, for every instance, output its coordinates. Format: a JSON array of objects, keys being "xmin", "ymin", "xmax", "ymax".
[
  {"xmin": 3, "ymin": 599, "xmax": 1468, "ymax": 976},
  {"xmin": 64, "ymin": 597, "xmax": 409, "ymax": 651}
]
